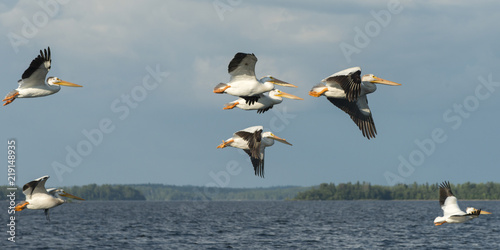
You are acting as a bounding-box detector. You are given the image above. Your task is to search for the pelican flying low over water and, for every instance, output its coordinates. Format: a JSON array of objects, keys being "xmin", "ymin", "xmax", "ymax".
[
  {"xmin": 3, "ymin": 47, "xmax": 82, "ymax": 106},
  {"xmin": 15, "ymin": 175, "xmax": 84, "ymax": 221},
  {"xmin": 216, "ymin": 126, "xmax": 292, "ymax": 177},
  {"xmin": 213, "ymin": 52, "xmax": 297, "ymax": 105},
  {"xmin": 434, "ymin": 181, "xmax": 491, "ymax": 226},
  {"xmin": 223, "ymin": 89, "xmax": 303, "ymax": 113},
  {"xmin": 309, "ymin": 67, "xmax": 401, "ymax": 139}
]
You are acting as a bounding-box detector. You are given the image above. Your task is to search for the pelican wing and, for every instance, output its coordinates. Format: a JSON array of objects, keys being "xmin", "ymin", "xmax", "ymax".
[
  {"xmin": 235, "ymin": 125, "xmax": 264, "ymax": 135},
  {"xmin": 20, "ymin": 47, "xmax": 51, "ymax": 88},
  {"xmin": 235, "ymin": 128, "xmax": 262, "ymax": 159},
  {"xmin": 439, "ymin": 181, "xmax": 465, "ymax": 217},
  {"xmin": 256, "ymin": 106, "xmax": 273, "ymax": 114},
  {"xmin": 327, "ymin": 96, "xmax": 377, "ymax": 139},
  {"xmin": 439, "ymin": 181, "xmax": 454, "ymax": 207},
  {"xmin": 323, "ymin": 67, "xmax": 362, "ymax": 102},
  {"xmin": 450, "ymin": 209, "xmax": 481, "ymax": 219},
  {"xmin": 23, "ymin": 175, "xmax": 50, "ymax": 200},
  {"xmin": 240, "ymin": 95, "xmax": 260, "ymax": 106},
  {"xmin": 243, "ymin": 149, "xmax": 265, "ymax": 178},
  {"xmin": 228, "ymin": 53, "xmax": 257, "ymax": 81}
]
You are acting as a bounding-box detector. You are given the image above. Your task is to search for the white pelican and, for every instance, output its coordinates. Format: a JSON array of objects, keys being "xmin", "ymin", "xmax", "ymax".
[
  {"xmin": 309, "ymin": 67, "xmax": 401, "ymax": 139},
  {"xmin": 216, "ymin": 125, "xmax": 292, "ymax": 177},
  {"xmin": 213, "ymin": 52, "xmax": 297, "ymax": 105},
  {"xmin": 3, "ymin": 47, "xmax": 82, "ymax": 106},
  {"xmin": 434, "ymin": 181, "xmax": 491, "ymax": 226},
  {"xmin": 223, "ymin": 89, "xmax": 303, "ymax": 113},
  {"xmin": 15, "ymin": 175, "xmax": 84, "ymax": 221}
]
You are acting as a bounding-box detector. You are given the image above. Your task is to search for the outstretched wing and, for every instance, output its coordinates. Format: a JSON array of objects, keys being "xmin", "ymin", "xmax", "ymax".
[
  {"xmin": 327, "ymin": 96, "xmax": 377, "ymax": 139},
  {"xmin": 439, "ymin": 181, "xmax": 454, "ymax": 207},
  {"xmin": 243, "ymin": 149, "xmax": 264, "ymax": 178},
  {"xmin": 228, "ymin": 52, "xmax": 257, "ymax": 81},
  {"xmin": 438, "ymin": 181, "xmax": 464, "ymax": 217},
  {"xmin": 20, "ymin": 47, "xmax": 51, "ymax": 88},
  {"xmin": 23, "ymin": 175, "xmax": 50, "ymax": 200}
]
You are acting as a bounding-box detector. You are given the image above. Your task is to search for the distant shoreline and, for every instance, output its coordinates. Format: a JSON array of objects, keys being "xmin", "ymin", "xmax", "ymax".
[{"xmin": 3, "ymin": 182, "xmax": 499, "ymax": 201}]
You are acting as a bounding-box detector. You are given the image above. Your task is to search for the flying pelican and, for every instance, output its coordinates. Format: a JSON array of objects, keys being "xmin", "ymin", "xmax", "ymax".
[
  {"xmin": 15, "ymin": 175, "xmax": 84, "ymax": 221},
  {"xmin": 309, "ymin": 67, "xmax": 401, "ymax": 139},
  {"xmin": 434, "ymin": 181, "xmax": 491, "ymax": 226},
  {"xmin": 3, "ymin": 47, "xmax": 82, "ymax": 106},
  {"xmin": 213, "ymin": 52, "xmax": 297, "ymax": 105},
  {"xmin": 223, "ymin": 89, "xmax": 303, "ymax": 113},
  {"xmin": 216, "ymin": 125, "xmax": 292, "ymax": 177}
]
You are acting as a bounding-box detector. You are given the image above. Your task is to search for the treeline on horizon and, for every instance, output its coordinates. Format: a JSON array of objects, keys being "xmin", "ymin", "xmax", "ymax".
[
  {"xmin": 130, "ymin": 184, "xmax": 308, "ymax": 201},
  {"xmin": 1, "ymin": 182, "xmax": 499, "ymax": 201},
  {"xmin": 0, "ymin": 184, "xmax": 146, "ymax": 201},
  {"xmin": 0, "ymin": 184, "xmax": 306, "ymax": 201},
  {"xmin": 293, "ymin": 181, "xmax": 500, "ymax": 200}
]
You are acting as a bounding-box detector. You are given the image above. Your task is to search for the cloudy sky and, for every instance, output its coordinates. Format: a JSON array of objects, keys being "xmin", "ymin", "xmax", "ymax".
[{"xmin": 1, "ymin": 0, "xmax": 499, "ymax": 188}]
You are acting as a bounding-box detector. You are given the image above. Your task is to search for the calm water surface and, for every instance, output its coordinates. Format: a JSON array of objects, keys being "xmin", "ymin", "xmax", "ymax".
[{"xmin": 3, "ymin": 200, "xmax": 499, "ymax": 249}]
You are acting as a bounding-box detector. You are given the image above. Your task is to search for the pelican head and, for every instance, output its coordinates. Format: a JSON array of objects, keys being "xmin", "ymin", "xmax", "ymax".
[
  {"xmin": 260, "ymin": 76, "xmax": 298, "ymax": 88},
  {"xmin": 269, "ymin": 89, "xmax": 304, "ymax": 100},
  {"xmin": 51, "ymin": 188, "xmax": 85, "ymax": 200},
  {"xmin": 47, "ymin": 77, "xmax": 83, "ymax": 87},
  {"xmin": 262, "ymin": 132, "xmax": 293, "ymax": 146},
  {"xmin": 308, "ymin": 83, "xmax": 328, "ymax": 97},
  {"xmin": 361, "ymin": 74, "xmax": 401, "ymax": 86}
]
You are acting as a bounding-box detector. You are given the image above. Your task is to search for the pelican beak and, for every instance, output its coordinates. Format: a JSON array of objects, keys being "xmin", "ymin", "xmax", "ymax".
[
  {"xmin": 270, "ymin": 135, "xmax": 293, "ymax": 146},
  {"xmin": 216, "ymin": 141, "xmax": 226, "ymax": 149},
  {"xmin": 271, "ymin": 78, "xmax": 298, "ymax": 88},
  {"xmin": 14, "ymin": 201, "xmax": 29, "ymax": 211},
  {"xmin": 60, "ymin": 191, "xmax": 85, "ymax": 200},
  {"xmin": 480, "ymin": 210, "xmax": 492, "ymax": 214},
  {"xmin": 277, "ymin": 91, "xmax": 304, "ymax": 100},
  {"xmin": 54, "ymin": 80, "xmax": 83, "ymax": 87},
  {"xmin": 371, "ymin": 76, "xmax": 401, "ymax": 86},
  {"xmin": 217, "ymin": 139, "xmax": 233, "ymax": 149}
]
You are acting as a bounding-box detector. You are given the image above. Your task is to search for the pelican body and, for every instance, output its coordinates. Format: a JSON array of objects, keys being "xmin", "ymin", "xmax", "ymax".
[
  {"xmin": 434, "ymin": 181, "xmax": 491, "ymax": 226},
  {"xmin": 15, "ymin": 175, "xmax": 84, "ymax": 221},
  {"xmin": 216, "ymin": 125, "xmax": 292, "ymax": 177},
  {"xmin": 3, "ymin": 47, "xmax": 82, "ymax": 106},
  {"xmin": 223, "ymin": 89, "xmax": 303, "ymax": 113},
  {"xmin": 213, "ymin": 52, "xmax": 297, "ymax": 105},
  {"xmin": 309, "ymin": 67, "xmax": 401, "ymax": 139}
]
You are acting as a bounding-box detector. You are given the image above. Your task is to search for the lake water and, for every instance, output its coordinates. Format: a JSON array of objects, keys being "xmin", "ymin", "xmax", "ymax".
[{"xmin": 3, "ymin": 200, "xmax": 499, "ymax": 249}]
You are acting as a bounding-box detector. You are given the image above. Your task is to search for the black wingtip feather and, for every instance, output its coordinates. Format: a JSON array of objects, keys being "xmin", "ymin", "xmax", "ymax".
[
  {"xmin": 22, "ymin": 46, "xmax": 51, "ymax": 80},
  {"xmin": 228, "ymin": 52, "xmax": 255, "ymax": 73},
  {"xmin": 438, "ymin": 181, "xmax": 454, "ymax": 207},
  {"xmin": 241, "ymin": 95, "xmax": 260, "ymax": 105},
  {"xmin": 257, "ymin": 105, "xmax": 272, "ymax": 114}
]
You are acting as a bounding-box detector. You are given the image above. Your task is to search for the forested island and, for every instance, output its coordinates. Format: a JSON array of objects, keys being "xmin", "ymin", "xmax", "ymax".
[
  {"xmin": 63, "ymin": 184, "xmax": 146, "ymax": 200},
  {"xmin": 293, "ymin": 182, "xmax": 500, "ymax": 200},
  {"xmin": 2, "ymin": 182, "xmax": 499, "ymax": 201}
]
